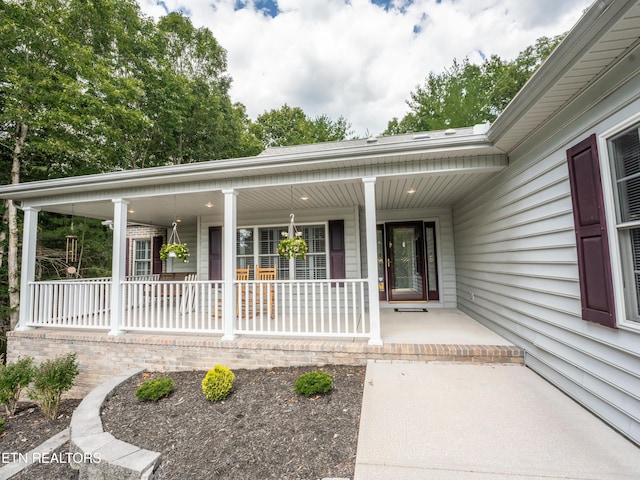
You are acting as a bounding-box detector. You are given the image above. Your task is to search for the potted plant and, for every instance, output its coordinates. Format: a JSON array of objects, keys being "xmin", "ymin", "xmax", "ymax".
[
  {"xmin": 160, "ymin": 242, "xmax": 190, "ymax": 262},
  {"xmin": 277, "ymin": 231, "xmax": 308, "ymax": 260}
]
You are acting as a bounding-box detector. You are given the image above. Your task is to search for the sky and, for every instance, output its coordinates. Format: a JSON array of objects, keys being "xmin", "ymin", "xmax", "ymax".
[{"xmin": 138, "ymin": 0, "xmax": 594, "ymax": 137}]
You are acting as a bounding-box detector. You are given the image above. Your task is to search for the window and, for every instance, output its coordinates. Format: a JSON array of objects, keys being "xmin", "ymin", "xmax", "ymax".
[
  {"xmin": 237, "ymin": 228, "xmax": 255, "ymax": 277},
  {"xmin": 237, "ymin": 224, "xmax": 327, "ymax": 280},
  {"xmin": 609, "ymin": 123, "xmax": 640, "ymax": 323},
  {"xmin": 133, "ymin": 240, "xmax": 151, "ymax": 276}
]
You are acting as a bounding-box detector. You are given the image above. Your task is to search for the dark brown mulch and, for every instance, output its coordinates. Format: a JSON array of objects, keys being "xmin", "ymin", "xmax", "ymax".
[
  {"xmin": 0, "ymin": 399, "xmax": 81, "ymax": 480},
  {"xmin": 101, "ymin": 365, "xmax": 365, "ymax": 480},
  {"xmin": 0, "ymin": 399, "xmax": 80, "ymax": 455}
]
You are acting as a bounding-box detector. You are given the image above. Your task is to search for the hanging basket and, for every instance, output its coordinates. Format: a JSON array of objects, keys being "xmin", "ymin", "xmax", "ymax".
[
  {"xmin": 160, "ymin": 243, "xmax": 190, "ymax": 262},
  {"xmin": 278, "ymin": 231, "xmax": 308, "ymax": 260},
  {"xmin": 160, "ymin": 222, "xmax": 190, "ymax": 262}
]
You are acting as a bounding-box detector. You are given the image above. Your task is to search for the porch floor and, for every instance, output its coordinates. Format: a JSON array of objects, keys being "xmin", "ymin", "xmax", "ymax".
[{"xmin": 379, "ymin": 307, "xmax": 512, "ymax": 345}]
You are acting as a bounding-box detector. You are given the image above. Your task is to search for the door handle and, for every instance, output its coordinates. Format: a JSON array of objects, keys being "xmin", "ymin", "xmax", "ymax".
[{"xmin": 387, "ymin": 258, "xmax": 391, "ymax": 268}]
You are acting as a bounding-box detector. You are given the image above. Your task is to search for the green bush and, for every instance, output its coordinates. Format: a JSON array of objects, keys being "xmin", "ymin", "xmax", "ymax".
[
  {"xmin": 0, "ymin": 356, "xmax": 35, "ymax": 416},
  {"xmin": 294, "ymin": 371, "xmax": 333, "ymax": 397},
  {"xmin": 0, "ymin": 417, "xmax": 5, "ymax": 434},
  {"xmin": 136, "ymin": 377, "xmax": 174, "ymax": 402},
  {"xmin": 201, "ymin": 365, "xmax": 235, "ymax": 402},
  {"xmin": 28, "ymin": 353, "xmax": 79, "ymax": 420}
]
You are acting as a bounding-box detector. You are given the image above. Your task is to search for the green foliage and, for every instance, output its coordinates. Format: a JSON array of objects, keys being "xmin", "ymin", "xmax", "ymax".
[
  {"xmin": 0, "ymin": 417, "xmax": 5, "ymax": 434},
  {"xmin": 250, "ymin": 104, "xmax": 352, "ymax": 148},
  {"xmin": 201, "ymin": 365, "xmax": 235, "ymax": 402},
  {"xmin": 36, "ymin": 213, "xmax": 113, "ymax": 280},
  {"xmin": 385, "ymin": 35, "xmax": 564, "ymax": 134},
  {"xmin": 28, "ymin": 353, "xmax": 79, "ymax": 420},
  {"xmin": 277, "ymin": 233, "xmax": 308, "ymax": 260},
  {"xmin": 159, "ymin": 243, "xmax": 190, "ymax": 262},
  {"xmin": 135, "ymin": 377, "xmax": 175, "ymax": 402},
  {"xmin": 0, "ymin": 356, "xmax": 35, "ymax": 416},
  {"xmin": 294, "ymin": 371, "xmax": 333, "ymax": 397}
]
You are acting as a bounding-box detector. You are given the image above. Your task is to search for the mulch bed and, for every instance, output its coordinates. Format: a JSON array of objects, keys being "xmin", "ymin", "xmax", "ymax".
[
  {"xmin": 0, "ymin": 399, "xmax": 80, "ymax": 456},
  {"xmin": 0, "ymin": 399, "xmax": 80, "ymax": 480},
  {"xmin": 0, "ymin": 365, "xmax": 365, "ymax": 480},
  {"xmin": 101, "ymin": 365, "xmax": 365, "ymax": 480}
]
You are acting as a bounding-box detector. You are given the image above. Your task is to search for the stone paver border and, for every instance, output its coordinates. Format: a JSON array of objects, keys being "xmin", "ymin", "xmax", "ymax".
[
  {"xmin": 69, "ymin": 367, "xmax": 161, "ymax": 480},
  {"xmin": 0, "ymin": 428, "xmax": 70, "ymax": 480}
]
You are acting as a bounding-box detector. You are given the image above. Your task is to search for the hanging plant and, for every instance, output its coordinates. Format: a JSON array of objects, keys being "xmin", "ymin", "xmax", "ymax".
[
  {"xmin": 160, "ymin": 243, "xmax": 190, "ymax": 262},
  {"xmin": 160, "ymin": 221, "xmax": 190, "ymax": 262},
  {"xmin": 278, "ymin": 231, "xmax": 308, "ymax": 260}
]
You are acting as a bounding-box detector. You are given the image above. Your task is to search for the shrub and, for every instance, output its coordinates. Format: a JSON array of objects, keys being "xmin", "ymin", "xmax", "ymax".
[
  {"xmin": 0, "ymin": 417, "xmax": 4, "ymax": 434},
  {"xmin": 0, "ymin": 356, "xmax": 35, "ymax": 416},
  {"xmin": 136, "ymin": 377, "xmax": 174, "ymax": 402},
  {"xmin": 294, "ymin": 371, "xmax": 333, "ymax": 397},
  {"xmin": 28, "ymin": 353, "xmax": 79, "ymax": 420},
  {"xmin": 201, "ymin": 365, "xmax": 235, "ymax": 402}
]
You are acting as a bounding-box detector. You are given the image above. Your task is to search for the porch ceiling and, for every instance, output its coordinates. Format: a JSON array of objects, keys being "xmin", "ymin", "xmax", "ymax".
[{"xmin": 40, "ymin": 170, "xmax": 500, "ymax": 227}]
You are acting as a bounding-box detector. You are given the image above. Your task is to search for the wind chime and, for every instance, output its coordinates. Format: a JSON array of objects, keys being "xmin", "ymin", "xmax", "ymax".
[{"xmin": 66, "ymin": 207, "xmax": 79, "ymax": 276}]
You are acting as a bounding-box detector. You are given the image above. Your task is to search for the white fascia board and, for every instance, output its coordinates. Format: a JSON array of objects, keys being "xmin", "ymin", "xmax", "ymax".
[
  {"xmin": 488, "ymin": 0, "xmax": 630, "ymax": 146},
  {"xmin": 0, "ymin": 132, "xmax": 494, "ymax": 201}
]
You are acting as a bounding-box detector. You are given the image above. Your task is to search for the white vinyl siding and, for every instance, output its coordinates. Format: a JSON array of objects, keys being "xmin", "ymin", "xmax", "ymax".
[{"xmin": 454, "ymin": 85, "xmax": 640, "ymax": 443}]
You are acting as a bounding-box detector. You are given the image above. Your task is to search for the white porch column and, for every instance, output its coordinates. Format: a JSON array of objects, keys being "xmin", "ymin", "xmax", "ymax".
[
  {"xmin": 16, "ymin": 206, "xmax": 40, "ymax": 331},
  {"xmin": 363, "ymin": 177, "xmax": 382, "ymax": 345},
  {"xmin": 109, "ymin": 199, "xmax": 129, "ymax": 336},
  {"xmin": 222, "ymin": 189, "xmax": 237, "ymax": 341}
]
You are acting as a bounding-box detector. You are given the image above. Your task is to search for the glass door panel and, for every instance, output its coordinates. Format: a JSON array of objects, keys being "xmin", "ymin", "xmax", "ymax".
[{"xmin": 386, "ymin": 222, "xmax": 426, "ymax": 302}]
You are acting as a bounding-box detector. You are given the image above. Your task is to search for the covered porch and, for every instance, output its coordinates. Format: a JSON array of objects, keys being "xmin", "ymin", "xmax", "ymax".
[{"xmin": 7, "ymin": 127, "xmax": 509, "ymax": 348}]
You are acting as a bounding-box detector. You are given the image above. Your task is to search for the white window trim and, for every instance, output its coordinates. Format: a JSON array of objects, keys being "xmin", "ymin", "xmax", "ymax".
[
  {"xmin": 237, "ymin": 222, "xmax": 330, "ymax": 280},
  {"xmin": 133, "ymin": 238, "xmax": 152, "ymax": 277},
  {"xmin": 599, "ymin": 111, "xmax": 640, "ymax": 332}
]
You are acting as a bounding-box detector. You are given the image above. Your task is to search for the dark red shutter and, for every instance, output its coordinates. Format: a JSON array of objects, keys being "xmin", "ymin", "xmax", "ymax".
[
  {"xmin": 208, "ymin": 226, "xmax": 223, "ymax": 280},
  {"xmin": 329, "ymin": 220, "xmax": 345, "ymax": 281},
  {"xmin": 152, "ymin": 236, "xmax": 163, "ymax": 274},
  {"xmin": 125, "ymin": 238, "xmax": 130, "ymax": 277},
  {"xmin": 566, "ymin": 134, "xmax": 616, "ymax": 328}
]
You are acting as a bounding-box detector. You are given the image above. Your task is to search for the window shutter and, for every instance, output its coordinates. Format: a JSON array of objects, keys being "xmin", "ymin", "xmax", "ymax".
[
  {"xmin": 566, "ymin": 134, "xmax": 616, "ymax": 328},
  {"xmin": 208, "ymin": 226, "xmax": 222, "ymax": 280},
  {"xmin": 125, "ymin": 238, "xmax": 130, "ymax": 277},
  {"xmin": 152, "ymin": 236, "xmax": 163, "ymax": 274},
  {"xmin": 329, "ymin": 220, "xmax": 345, "ymax": 280}
]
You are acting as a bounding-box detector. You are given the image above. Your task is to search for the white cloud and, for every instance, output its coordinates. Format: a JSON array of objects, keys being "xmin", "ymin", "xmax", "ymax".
[{"xmin": 138, "ymin": 0, "xmax": 593, "ymax": 137}]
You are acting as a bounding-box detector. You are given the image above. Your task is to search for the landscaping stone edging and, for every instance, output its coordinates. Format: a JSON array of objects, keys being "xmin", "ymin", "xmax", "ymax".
[{"xmin": 69, "ymin": 367, "xmax": 161, "ymax": 480}]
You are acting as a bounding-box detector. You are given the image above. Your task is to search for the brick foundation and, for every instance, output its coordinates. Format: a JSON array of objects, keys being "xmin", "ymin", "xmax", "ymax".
[{"xmin": 7, "ymin": 329, "xmax": 524, "ymax": 397}]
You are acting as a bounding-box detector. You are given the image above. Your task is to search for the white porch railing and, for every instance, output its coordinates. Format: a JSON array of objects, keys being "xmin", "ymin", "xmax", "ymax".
[
  {"xmin": 26, "ymin": 278, "xmax": 370, "ymax": 339},
  {"xmin": 235, "ymin": 279, "xmax": 369, "ymax": 338},
  {"xmin": 121, "ymin": 280, "xmax": 224, "ymax": 333},
  {"xmin": 29, "ymin": 278, "xmax": 112, "ymax": 329}
]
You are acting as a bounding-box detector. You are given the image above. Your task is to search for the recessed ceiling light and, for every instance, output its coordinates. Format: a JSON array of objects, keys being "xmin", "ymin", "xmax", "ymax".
[
  {"xmin": 205, "ymin": 202, "xmax": 214, "ymax": 208},
  {"xmin": 300, "ymin": 196, "xmax": 309, "ymax": 201},
  {"xmin": 175, "ymin": 218, "xmax": 182, "ymax": 223},
  {"xmin": 407, "ymin": 188, "xmax": 416, "ymax": 194},
  {"xmin": 128, "ymin": 209, "xmax": 135, "ymax": 214}
]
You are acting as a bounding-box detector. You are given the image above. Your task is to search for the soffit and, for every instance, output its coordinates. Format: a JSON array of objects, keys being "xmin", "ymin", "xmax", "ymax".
[{"xmin": 491, "ymin": 0, "xmax": 640, "ymax": 153}]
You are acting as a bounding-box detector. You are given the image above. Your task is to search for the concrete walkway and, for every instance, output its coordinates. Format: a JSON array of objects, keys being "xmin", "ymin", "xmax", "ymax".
[{"xmin": 355, "ymin": 361, "xmax": 640, "ymax": 480}]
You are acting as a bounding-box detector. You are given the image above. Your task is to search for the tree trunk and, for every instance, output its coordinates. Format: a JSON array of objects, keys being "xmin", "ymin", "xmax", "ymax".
[{"xmin": 8, "ymin": 122, "xmax": 28, "ymax": 330}]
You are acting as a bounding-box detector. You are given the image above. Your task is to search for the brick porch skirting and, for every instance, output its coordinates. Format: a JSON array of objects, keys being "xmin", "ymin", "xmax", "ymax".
[{"xmin": 7, "ymin": 330, "xmax": 524, "ymax": 397}]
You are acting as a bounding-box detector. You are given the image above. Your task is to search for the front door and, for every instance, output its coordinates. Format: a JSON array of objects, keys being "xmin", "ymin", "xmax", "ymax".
[{"xmin": 386, "ymin": 222, "xmax": 427, "ymax": 302}]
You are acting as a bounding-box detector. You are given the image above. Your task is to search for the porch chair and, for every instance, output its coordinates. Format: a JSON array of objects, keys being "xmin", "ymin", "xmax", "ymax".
[
  {"xmin": 255, "ymin": 265, "xmax": 276, "ymax": 319},
  {"xmin": 236, "ymin": 266, "xmax": 251, "ymax": 318}
]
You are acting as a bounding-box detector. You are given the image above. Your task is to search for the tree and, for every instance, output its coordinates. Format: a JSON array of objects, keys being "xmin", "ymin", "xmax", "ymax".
[
  {"xmin": 0, "ymin": 1, "xmax": 262, "ymax": 336},
  {"xmin": 384, "ymin": 35, "xmax": 564, "ymax": 134},
  {"xmin": 250, "ymin": 104, "xmax": 352, "ymax": 148}
]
